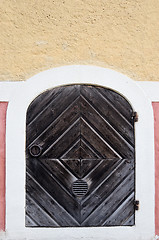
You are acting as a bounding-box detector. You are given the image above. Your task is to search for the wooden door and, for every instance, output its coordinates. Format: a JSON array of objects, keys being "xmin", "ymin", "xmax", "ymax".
[{"xmin": 26, "ymin": 85, "xmax": 135, "ymax": 227}]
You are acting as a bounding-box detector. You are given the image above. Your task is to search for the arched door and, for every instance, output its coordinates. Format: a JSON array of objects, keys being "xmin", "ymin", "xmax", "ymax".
[{"xmin": 26, "ymin": 85, "xmax": 135, "ymax": 227}]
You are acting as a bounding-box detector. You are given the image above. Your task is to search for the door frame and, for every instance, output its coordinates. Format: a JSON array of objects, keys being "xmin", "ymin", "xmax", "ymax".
[{"xmin": 4, "ymin": 65, "xmax": 155, "ymax": 240}]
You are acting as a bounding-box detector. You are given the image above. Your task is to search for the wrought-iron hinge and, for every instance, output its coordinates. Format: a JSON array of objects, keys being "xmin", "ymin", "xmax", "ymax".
[
  {"xmin": 132, "ymin": 112, "xmax": 138, "ymax": 122},
  {"xmin": 134, "ymin": 200, "xmax": 139, "ymax": 210}
]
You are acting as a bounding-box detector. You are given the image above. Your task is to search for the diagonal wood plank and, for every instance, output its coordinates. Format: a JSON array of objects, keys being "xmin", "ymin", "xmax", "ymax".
[
  {"xmin": 40, "ymin": 159, "xmax": 77, "ymax": 192},
  {"xmin": 80, "ymin": 96, "xmax": 134, "ymax": 158},
  {"xmin": 102, "ymin": 192, "xmax": 135, "ymax": 226},
  {"xmin": 81, "ymin": 118, "xmax": 122, "ymax": 159},
  {"xmin": 81, "ymin": 159, "xmax": 134, "ymax": 221},
  {"xmin": 61, "ymin": 139, "xmax": 81, "ymax": 159},
  {"xmin": 26, "ymin": 159, "xmax": 81, "ymax": 222},
  {"xmin": 26, "ymin": 214, "xmax": 39, "ymax": 227},
  {"xmin": 61, "ymin": 159, "xmax": 103, "ymax": 179},
  {"xmin": 26, "ymin": 86, "xmax": 64, "ymax": 125},
  {"xmin": 26, "ymin": 194, "xmax": 59, "ymax": 227},
  {"xmin": 123, "ymin": 214, "xmax": 135, "ymax": 226},
  {"xmin": 96, "ymin": 87, "xmax": 134, "ymax": 123},
  {"xmin": 81, "ymin": 172, "xmax": 134, "ymax": 226},
  {"xmin": 27, "ymin": 95, "xmax": 81, "ymax": 148},
  {"xmin": 27, "ymin": 85, "xmax": 81, "ymax": 145},
  {"xmin": 42, "ymin": 118, "xmax": 81, "ymax": 158},
  {"xmin": 26, "ymin": 173, "xmax": 80, "ymax": 226},
  {"xmin": 81, "ymin": 85, "xmax": 134, "ymax": 146},
  {"xmin": 61, "ymin": 136, "xmax": 103, "ymax": 160}
]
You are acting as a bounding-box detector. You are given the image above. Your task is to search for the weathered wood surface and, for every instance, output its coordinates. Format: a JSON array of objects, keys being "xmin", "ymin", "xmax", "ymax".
[{"xmin": 26, "ymin": 85, "xmax": 135, "ymax": 227}]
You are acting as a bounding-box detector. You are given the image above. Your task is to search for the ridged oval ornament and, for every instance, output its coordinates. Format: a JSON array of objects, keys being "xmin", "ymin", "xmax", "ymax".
[{"xmin": 72, "ymin": 179, "xmax": 88, "ymax": 197}]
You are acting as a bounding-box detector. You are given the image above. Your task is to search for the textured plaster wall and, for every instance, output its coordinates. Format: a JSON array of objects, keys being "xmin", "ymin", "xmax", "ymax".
[{"xmin": 0, "ymin": 0, "xmax": 159, "ymax": 82}]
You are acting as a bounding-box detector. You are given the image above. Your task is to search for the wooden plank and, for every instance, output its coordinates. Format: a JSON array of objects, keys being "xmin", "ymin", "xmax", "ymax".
[
  {"xmin": 80, "ymin": 159, "xmax": 101, "ymax": 178},
  {"xmin": 81, "ymin": 172, "xmax": 134, "ymax": 226},
  {"xmin": 26, "ymin": 158, "xmax": 81, "ymax": 222},
  {"xmin": 81, "ymin": 160, "xmax": 134, "ymax": 222},
  {"xmin": 123, "ymin": 214, "xmax": 135, "ymax": 226},
  {"xmin": 26, "ymin": 173, "xmax": 80, "ymax": 226},
  {"xmin": 62, "ymin": 159, "xmax": 101, "ymax": 179},
  {"xmin": 81, "ymin": 85, "xmax": 134, "ymax": 146},
  {"xmin": 27, "ymin": 96, "xmax": 80, "ymax": 150},
  {"xmin": 80, "ymin": 96, "xmax": 134, "ymax": 158},
  {"xmin": 62, "ymin": 159, "xmax": 82, "ymax": 179},
  {"xmin": 82, "ymin": 158, "xmax": 122, "ymax": 196},
  {"xmin": 26, "ymin": 194, "xmax": 59, "ymax": 227},
  {"xmin": 61, "ymin": 139, "xmax": 81, "ymax": 159},
  {"xmin": 103, "ymin": 192, "xmax": 135, "ymax": 226},
  {"xmin": 81, "ymin": 118, "xmax": 121, "ymax": 159},
  {"xmin": 40, "ymin": 159, "xmax": 77, "ymax": 192},
  {"xmin": 25, "ymin": 214, "xmax": 38, "ymax": 227},
  {"xmin": 26, "ymin": 85, "xmax": 80, "ymax": 145},
  {"xmin": 42, "ymin": 118, "xmax": 81, "ymax": 158},
  {"xmin": 97, "ymin": 87, "xmax": 133, "ymax": 122},
  {"xmin": 80, "ymin": 139, "xmax": 100, "ymax": 159},
  {"xmin": 26, "ymin": 87, "xmax": 64, "ymax": 125}
]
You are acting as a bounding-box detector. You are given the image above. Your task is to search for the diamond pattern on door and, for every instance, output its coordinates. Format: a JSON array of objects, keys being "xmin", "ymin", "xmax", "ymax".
[{"xmin": 26, "ymin": 85, "xmax": 135, "ymax": 227}]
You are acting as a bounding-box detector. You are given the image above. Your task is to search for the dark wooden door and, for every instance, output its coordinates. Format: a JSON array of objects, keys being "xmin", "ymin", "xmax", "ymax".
[{"xmin": 26, "ymin": 85, "xmax": 135, "ymax": 227}]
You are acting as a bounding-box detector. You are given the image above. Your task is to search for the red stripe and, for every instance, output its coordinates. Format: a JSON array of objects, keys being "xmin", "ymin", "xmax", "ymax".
[
  {"xmin": 0, "ymin": 102, "xmax": 8, "ymax": 231},
  {"xmin": 152, "ymin": 102, "xmax": 159, "ymax": 235}
]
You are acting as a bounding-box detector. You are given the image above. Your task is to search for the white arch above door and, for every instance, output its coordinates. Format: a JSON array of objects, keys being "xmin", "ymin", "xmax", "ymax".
[{"xmin": 3, "ymin": 65, "xmax": 155, "ymax": 240}]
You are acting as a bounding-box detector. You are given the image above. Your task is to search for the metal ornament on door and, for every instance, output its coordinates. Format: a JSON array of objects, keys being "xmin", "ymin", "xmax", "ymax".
[{"xmin": 26, "ymin": 85, "xmax": 135, "ymax": 227}]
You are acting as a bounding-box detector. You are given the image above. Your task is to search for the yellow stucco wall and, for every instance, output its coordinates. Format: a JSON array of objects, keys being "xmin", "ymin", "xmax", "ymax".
[{"xmin": 0, "ymin": 0, "xmax": 159, "ymax": 81}]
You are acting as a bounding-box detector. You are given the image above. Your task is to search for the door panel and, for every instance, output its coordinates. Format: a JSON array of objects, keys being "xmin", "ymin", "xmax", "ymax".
[{"xmin": 26, "ymin": 85, "xmax": 135, "ymax": 227}]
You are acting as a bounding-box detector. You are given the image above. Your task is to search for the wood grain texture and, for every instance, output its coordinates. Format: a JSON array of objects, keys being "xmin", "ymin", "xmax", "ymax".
[{"xmin": 26, "ymin": 85, "xmax": 135, "ymax": 227}]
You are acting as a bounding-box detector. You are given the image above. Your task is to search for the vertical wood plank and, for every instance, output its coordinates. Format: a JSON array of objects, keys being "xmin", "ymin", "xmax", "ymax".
[
  {"xmin": 152, "ymin": 102, "xmax": 159, "ymax": 236},
  {"xmin": 0, "ymin": 102, "xmax": 8, "ymax": 231}
]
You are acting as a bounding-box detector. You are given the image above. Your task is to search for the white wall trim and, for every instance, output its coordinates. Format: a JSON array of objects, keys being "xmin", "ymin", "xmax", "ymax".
[
  {"xmin": 0, "ymin": 82, "xmax": 23, "ymax": 101},
  {"xmin": 137, "ymin": 82, "xmax": 159, "ymax": 102},
  {"xmin": 0, "ymin": 65, "xmax": 155, "ymax": 240},
  {"xmin": 1, "ymin": 73, "xmax": 159, "ymax": 103}
]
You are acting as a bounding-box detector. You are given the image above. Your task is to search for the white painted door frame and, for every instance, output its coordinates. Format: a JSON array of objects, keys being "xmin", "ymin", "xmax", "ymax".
[{"xmin": 0, "ymin": 65, "xmax": 155, "ymax": 240}]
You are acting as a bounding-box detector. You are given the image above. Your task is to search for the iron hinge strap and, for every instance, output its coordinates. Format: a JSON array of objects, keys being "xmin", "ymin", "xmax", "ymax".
[
  {"xmin": 132, "ymin": 112, "xmax": 138, "ymax": 122},
  {"xmin": 134, "ymin": 200, "xmax": 139, "ymax": 210}
]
